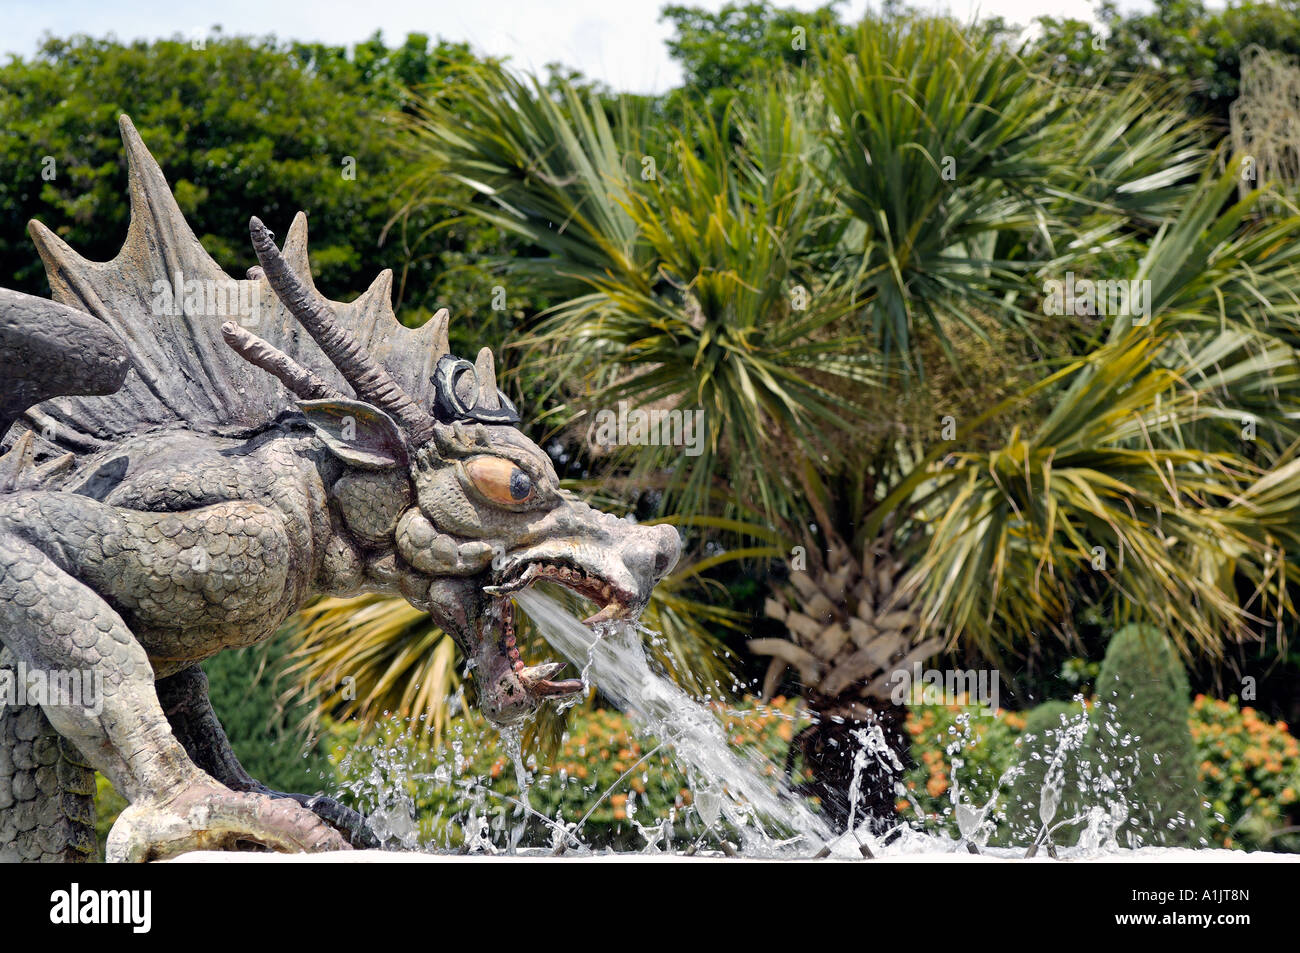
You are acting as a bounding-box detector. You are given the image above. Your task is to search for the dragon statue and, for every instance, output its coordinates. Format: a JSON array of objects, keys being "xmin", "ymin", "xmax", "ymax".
[{"xmin": 0, "ymin": 116, "xmax": 680, "ymax": 862}]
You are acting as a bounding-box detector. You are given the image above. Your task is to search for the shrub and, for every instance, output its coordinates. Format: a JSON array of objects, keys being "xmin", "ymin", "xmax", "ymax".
[
  {"xmin": 202, "ymin": 640, "xmax": 334, "ymax": 794},
  {"xmin": 901, "ymin": 692, "xmax": 1300, "ymax": 851},
  {"xmin": 1092, "ymin": 623, "xmax": 1205, "ymax": 845},
  {"xmin": 899, "ymin": 700, "xmax": 1027, "ymax": 834},
  {"xmin": 1192, "ymin": 694, "xmax": 1300, "ymax": 851},
  {"xmin": 1000, "ymin": 700, "xmax": 1091, "ymax": 847}
]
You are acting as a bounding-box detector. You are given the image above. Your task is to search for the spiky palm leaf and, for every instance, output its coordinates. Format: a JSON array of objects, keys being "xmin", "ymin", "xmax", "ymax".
[
  {"xmin": 397, "ymin": 66, "xmax": 875, "ymax": 524},
  {"xmin": 528, "ymin": 95, "xmax": 873, "ymax": 522},
  {"xmin": 396, "ymin": 61, "xmax": 655, "ymax": 298},
  {"xmin": 817, "ymin": 17, "xmax": 1070, "ymax": 360},
  {"xmin": 280, "ymin": 595, "xmax": 460, "ymax": 743},
  {"xmin": 1043, "ymin": 78, "xmax": 1211, "ymax": 228},
  {"xmin": 899, "ymin": 324, "xmax": 1293, "ymax": 660}
]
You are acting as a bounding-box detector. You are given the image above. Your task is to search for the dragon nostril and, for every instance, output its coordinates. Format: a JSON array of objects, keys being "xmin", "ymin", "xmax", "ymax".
[
  {"xmin": 652, "ymin": 528, "xmax": 680, "ymax": 578},
  {"xmin": 653, "ymin": 547, "xmax": 673, "ymax": 577}
]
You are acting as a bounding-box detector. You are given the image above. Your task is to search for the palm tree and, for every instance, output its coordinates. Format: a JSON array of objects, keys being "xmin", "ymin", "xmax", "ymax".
[{"xmin": 753, "ymin": 138, "xmax": 1300, "ymax": 828}]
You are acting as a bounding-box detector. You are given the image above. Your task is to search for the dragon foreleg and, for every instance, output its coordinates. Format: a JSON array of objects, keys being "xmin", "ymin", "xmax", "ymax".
[
  {"xmin": 157, "ymin": 665, "xmax": 379, "ymax": 848},
  {"xmin": 0, "ymin": 516, "xmax": 350, "ymax": 861}
]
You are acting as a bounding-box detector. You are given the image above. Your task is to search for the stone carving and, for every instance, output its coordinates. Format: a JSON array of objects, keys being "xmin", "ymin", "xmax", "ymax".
[{"xmin": 0, "ymin": 116, "xmax": 678, "ymax": 862}]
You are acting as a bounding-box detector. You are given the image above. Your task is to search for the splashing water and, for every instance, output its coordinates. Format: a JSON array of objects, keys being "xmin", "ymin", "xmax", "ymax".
[
  {"xmin": 323, "ymin": 601, "xmax": 1218, "ymax": 859},
  {"xmin": 514, "ymin": 589, "xmax": 833, "ymax": 853},
  {"xmin": 332, "ymin": 721, "xmax": 422, "ymax": 850}
]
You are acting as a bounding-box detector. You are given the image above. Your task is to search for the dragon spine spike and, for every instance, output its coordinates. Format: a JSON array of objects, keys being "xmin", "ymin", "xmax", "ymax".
[
  {"xmin": 429, "ymin": 308, "xmax": 451, "ymax": 355},
  {"xmin": 220, "ymin": 322, "xmax": 345, "ymax": 401},
  {"xmin": 248, "ymin": 216, "xmax": 439, "ymax": 445}
]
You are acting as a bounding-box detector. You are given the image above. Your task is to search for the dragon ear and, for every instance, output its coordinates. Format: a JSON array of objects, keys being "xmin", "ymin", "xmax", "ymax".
[{"xmin": 297, "ymin": 399, "xmax": 409, "ymax": 469}]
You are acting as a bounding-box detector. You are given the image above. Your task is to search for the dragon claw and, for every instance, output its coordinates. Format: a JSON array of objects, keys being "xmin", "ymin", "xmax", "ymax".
[
  {"xmin": 262, "ymin": 790, "xmax": 381, "ymax": 849},
  {"xmin": 106, "ymin": 781, "xmax": 351, "ymax": 862}
]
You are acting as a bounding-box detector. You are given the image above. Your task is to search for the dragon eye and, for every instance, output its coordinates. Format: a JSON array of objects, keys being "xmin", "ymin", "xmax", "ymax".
[{"xmin": 465, "ymin": 456, "xmax": 535, "ymax": 504}]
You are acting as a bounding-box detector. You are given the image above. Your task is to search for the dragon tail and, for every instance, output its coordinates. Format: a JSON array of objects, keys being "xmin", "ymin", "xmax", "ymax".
[
  {"xmin": 0, "ymin": 288, "xmax": 129, "ymax": 446},
  {"xmin": 0, "ymin": 654, "xmax": 98, "ymax": 862}
]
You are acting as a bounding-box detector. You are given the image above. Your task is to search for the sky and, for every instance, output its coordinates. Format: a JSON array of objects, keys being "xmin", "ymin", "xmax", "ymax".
[{"xmin": 0, "ymin": 0, "xmax": 1121, "ymax": 94}]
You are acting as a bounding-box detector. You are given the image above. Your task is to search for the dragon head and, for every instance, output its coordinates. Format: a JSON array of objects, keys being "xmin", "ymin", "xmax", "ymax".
[{"xmin": 226, "ymin": 218, "xmax": 679, "ymax": 726}]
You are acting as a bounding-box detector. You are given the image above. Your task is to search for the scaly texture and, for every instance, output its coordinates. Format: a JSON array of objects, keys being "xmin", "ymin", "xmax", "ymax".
[{"xmin": 0, "ymin": 658, "xmax": 97, "ymax": 863}]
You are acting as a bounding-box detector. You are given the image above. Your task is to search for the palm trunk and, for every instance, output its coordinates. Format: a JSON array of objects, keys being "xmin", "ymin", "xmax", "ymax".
[
  {"xmin": 789, "ymin": 694, "xmax": 911, "ymax": 832},
  {"xmin": 756, "ymin": 536, "xmax": 939, "ymax": 833}
]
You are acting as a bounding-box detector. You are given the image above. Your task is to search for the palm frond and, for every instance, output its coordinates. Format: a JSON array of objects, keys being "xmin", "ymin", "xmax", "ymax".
[{"xmin": 903, "ymin": 322, "xmax": 1294, "ymax": 659}]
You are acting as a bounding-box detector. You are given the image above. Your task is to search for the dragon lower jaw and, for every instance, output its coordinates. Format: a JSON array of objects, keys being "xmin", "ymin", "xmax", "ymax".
[
  {"xmin": 476, "ymin": 558, "xmax": 644, "ymax": 723},
  {"xmin": 497, "ymin": 596, "xmax": 584, "ymax": 695}
]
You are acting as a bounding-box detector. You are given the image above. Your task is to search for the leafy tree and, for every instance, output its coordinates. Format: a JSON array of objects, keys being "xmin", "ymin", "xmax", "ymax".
[
  {"xmin": 660, "ymin": 1, "xmax": 849, "ymax": 119},
  {"xmin": 0, "ymin": 31, "xmax": 514, "ymax": 335},
  {"xmin": 1033, "ymin": 0, "xmax": 1300, "ymax": 125}
]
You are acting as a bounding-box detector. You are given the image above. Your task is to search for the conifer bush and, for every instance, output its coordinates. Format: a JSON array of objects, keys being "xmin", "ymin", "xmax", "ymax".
[{"xmin": 1090, "ymin": 623, "xmax": 1205, "ymax": 845}]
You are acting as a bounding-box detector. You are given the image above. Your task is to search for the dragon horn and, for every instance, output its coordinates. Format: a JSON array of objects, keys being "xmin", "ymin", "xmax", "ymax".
[
  {"xmin": 473, "ymin": 346, "xmax": 502, "ymax": 411},
  {"xmin": 248, "ymin": 216, "xmax": 438, "ymax": 445},
  {"xmin": 221, "ymin": 322, "xmax": 346, "ymax": 401}
]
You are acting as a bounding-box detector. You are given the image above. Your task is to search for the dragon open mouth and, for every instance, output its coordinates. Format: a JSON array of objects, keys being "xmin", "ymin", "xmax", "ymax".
[{"xmin": 480, "ymin": 558, "xmax": 644, "ymax": 708}]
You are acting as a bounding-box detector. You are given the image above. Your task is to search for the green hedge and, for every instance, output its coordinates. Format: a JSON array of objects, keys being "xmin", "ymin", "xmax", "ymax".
[
  {"xmin": 201, "ymin": 641, "xmax": 333, "ymax": 794},
  {"xmin": 1092, "ymin": 623, "xmax": 1204, "ymax": 844}
]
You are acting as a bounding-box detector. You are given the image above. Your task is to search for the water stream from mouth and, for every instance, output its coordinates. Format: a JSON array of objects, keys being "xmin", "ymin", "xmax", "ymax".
[{"xmin": 513, "ymin": 589, "xmax": 833, "ymax": 853}]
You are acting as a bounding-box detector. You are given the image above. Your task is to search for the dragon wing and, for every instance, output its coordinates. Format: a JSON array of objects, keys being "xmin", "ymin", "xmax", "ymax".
[{"xmin": 4, "ymin": 115, "xmax": 451, "ymax": 456}]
